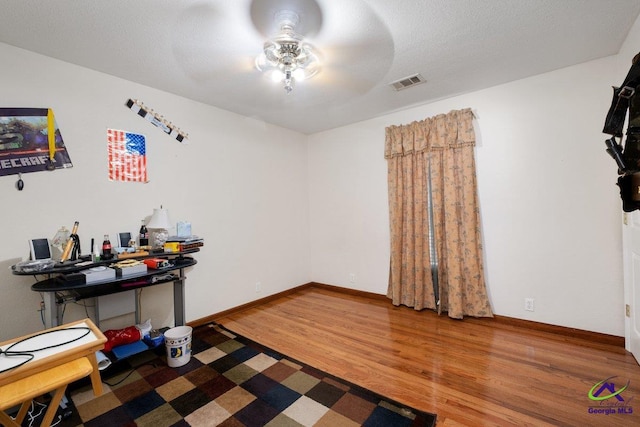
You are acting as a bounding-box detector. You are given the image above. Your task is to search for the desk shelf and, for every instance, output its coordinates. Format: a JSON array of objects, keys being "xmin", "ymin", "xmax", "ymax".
[
  {"xmin": 13, "ymin": 248, "xmax": 200, "ymax": 276},
  {"xmin": 31, "ymin": 259, "xmax": 196, "ymax": 300},
  {"xmin": 56, "ymin": 274, "xmax": 186, "ymax": 302}
]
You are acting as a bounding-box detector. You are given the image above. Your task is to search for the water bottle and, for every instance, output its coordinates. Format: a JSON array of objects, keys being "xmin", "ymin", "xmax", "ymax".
[{"xmin": 102, "ymin": 234, "xmax": 113, "ymax": 260}]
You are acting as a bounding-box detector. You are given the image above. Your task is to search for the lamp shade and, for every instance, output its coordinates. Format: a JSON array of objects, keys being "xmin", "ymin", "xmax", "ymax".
[{"xmin": 147, "ymin": 207, "xmax": 171, "ymax": 229}]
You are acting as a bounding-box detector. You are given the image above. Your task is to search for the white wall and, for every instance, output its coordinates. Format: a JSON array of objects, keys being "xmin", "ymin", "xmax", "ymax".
[
  {"xmin": 0, "ymin": 43, "xmax": 310, "ymax": 340},
  {"xmin": 308, "ymin": 41, "xmax": 635, "ymax": 337}
]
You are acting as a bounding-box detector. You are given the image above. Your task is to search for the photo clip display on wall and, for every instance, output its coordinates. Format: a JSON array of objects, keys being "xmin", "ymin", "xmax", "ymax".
[{"xmin": 125, "ymin": 99, "xmax": 188, "ymax": 143}]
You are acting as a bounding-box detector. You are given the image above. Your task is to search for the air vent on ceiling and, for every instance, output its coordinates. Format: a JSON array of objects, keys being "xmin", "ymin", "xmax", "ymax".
[{"xmin": 389, "ymin": 74, "xmax": 426, "ymax": 91}]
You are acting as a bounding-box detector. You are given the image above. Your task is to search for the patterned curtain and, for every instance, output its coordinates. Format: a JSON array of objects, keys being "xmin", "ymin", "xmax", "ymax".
[{"xmin": 385, "ymin": 108, "xmax": 492, "ymax": 318}]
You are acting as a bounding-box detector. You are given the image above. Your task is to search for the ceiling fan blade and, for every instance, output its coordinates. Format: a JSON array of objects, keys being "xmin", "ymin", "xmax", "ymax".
[
  {"xmin": 250, "ymin": 0, "xmax": 323, "ymax": 38},
  {"xmin": 309, "ymin": 1, "xmax": 394, "ymax": 97}
]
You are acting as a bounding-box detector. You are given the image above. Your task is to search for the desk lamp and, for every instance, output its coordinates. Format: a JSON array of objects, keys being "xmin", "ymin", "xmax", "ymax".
[{"xmin": 147, "ymin": 206, "xmax": 171, "ymax": 251}]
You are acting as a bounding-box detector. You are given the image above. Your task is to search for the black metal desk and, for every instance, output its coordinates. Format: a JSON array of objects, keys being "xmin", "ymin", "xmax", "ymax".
[{"xmin": 14, "ymin": 250, "xmax": 198, "ymax": 328}]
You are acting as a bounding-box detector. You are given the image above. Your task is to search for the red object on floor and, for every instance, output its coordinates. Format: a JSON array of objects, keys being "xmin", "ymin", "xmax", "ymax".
[{"xmin": 103, "ymin": 326, "xmax": 141, "ymax": 352}]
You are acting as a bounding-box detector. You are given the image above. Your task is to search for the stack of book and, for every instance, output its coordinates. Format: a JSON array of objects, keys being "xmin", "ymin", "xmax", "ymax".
[{"xmin": 165, "ymin": 236, "xmax": 204, "ymax": 252}]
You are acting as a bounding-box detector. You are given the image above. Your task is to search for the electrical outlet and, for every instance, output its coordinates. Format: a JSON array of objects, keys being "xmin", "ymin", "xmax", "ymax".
[
  {"xmin": 349, "ymin": 273, "xmax": 356, "ymax": 283},
  {"xmin": 524, "ymin": 298, "xmax": 535, "ymax": 312},
  {"xmin": 255, "ymin": 282, "xmax": 262, "ymax": 293}
]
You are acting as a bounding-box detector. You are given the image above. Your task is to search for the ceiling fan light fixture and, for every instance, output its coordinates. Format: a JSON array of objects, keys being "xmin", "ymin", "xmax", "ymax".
[
  {"xmin": 291, "ymin": 68, "xmax": 306, "ymax": 80},
  {"xmin": 269, "ymin": 69, "xmax": 284, "ymax": 82},
  {"xmin": 255, "ymin": 10, "xmax": 320, "ymax": 94}
]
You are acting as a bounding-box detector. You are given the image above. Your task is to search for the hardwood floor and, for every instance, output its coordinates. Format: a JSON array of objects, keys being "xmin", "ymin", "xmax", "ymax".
[{"xmin": 215, "ymin": 285, "xmax": 640, "ymax": 426}]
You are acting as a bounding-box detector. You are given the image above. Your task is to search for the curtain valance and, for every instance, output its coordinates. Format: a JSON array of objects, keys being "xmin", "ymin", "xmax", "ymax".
[{"xmin": 384, "ymin": 108, "xmax": 475, "ymax": 158}]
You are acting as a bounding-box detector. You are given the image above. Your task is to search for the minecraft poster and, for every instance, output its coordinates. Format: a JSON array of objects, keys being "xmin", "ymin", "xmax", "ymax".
[{"xmin": 0, "ymin": 108, "xmax": 73, "ymax": 177}]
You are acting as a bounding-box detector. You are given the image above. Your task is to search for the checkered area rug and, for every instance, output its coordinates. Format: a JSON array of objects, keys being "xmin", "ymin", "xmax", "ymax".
[{"xmin": 54, "ymin": 323, "xmax": 436, "ymax": 426}]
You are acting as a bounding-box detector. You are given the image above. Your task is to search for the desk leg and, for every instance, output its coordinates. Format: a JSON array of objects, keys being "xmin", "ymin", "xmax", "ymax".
[
  {"xmin": 41, "ymin": 385, "xmax": 68, "ymax": 427},
  {"xmin": 0, "ymin": 410, "xmax": 20, "ymax": 427},
  {"xmin": 173, "ymin": 268, "xmax": 185, "ymax": 326},
  {"xmin": 88, "ymin": 353, "xmax": 103, "ymax": 396},
  {"xmin": 15, "ymin": 401, "xmax": 30, "ymax": 425},
  {"xmin": 43, "ymin": 292, "xmax": 60, "ymax": 329},
  {"xmin": 134, "ymin": 290, "xmax": 141, "ymax": 325}
]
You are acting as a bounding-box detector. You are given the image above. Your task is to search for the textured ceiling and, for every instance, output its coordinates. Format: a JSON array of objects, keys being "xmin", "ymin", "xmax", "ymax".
[{"xmin": 0, "ymin": 0, "xmax": 639, "ymax": 134}]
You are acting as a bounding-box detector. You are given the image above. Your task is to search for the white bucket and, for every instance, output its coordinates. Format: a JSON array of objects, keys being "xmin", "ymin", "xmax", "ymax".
[{"xmin": 164, "ymin": 326, "xmax": 192, "ymax": 367}]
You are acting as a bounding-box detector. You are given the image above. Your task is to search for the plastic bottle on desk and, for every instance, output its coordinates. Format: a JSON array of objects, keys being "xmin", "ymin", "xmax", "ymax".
[
  {"xmin": 92, "ymin": 245, "xmax": 101, "ymax": 262},
  {"xmin": 102, "ymin": 234, "xmax": 113, "ymax": 260},
  {"xmin": 139, "ymin": 220, "xmax": 149, "ymax": 248}
]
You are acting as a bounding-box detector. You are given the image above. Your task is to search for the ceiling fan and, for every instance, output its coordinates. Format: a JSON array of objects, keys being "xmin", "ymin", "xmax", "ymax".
[{"xmin": 172, "ymin": 0, "xmax": 394, "ymax": 104}]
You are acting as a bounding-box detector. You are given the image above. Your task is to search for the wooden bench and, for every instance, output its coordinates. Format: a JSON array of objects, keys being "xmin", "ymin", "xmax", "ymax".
[
  {"xmin": 0, "ymin": 319, "xmax": 106, "ymax": 426},
  {"xmin": 0, "ymin": 357, "xmax": 93, "ymax": 426}
]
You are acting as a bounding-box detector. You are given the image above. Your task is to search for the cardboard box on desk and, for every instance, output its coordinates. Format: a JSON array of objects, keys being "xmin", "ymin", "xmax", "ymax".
[
  {"xmin": 115, "ymin": 263, "xmax": 147, "ymax": 278},
  {"xmin": 117, "ymin": 250, "xmax": 149, "ymax": 260},
  {"xmin": 82, "ymin": 267, "xmax": 116, "ymax": 284}
]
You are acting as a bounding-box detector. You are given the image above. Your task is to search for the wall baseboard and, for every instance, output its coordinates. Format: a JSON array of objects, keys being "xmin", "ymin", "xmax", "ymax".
[
  {"xmin": 189, "ymin": 281, "xmax": 625, "ymax": 348},
  {"xmin": 188, "ymin": 283, "xmax": 316, "ymax": 327}
]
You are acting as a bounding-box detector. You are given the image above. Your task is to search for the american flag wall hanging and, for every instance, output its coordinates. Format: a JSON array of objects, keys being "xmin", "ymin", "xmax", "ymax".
[{"xmin": 107, "ymin": 128, "xmax": 148, "ymax": 183}]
